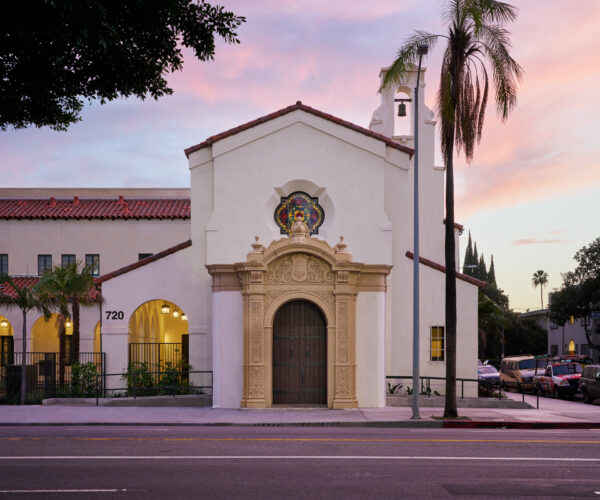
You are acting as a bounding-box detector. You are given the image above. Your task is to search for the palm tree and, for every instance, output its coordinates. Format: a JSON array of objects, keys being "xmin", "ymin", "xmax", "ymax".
[
  {"xmin": 383, "ymin": 0, "xmax": 522, "ymax": 417},
  {"xmin": 532, "ymin": 270, "xmax": 549, "ymax": 309},
  {"xmin": 38, "ymin": 261, "xmax": 100, "ymax": 362},
  {"xmin": 0, "ymin": 275, "xmax": 55, "ymax": 404}
]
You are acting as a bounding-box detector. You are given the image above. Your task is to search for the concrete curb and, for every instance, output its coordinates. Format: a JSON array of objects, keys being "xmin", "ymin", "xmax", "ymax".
[{"xmin": 2, "ymin": 420, "xmax": 600, "ymax": 429}]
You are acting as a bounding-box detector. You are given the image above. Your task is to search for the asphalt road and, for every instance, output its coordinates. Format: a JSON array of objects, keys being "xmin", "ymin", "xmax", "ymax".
[{"xmin": 1, "ymin": 426, "xmax": 600, "ymax": 499}]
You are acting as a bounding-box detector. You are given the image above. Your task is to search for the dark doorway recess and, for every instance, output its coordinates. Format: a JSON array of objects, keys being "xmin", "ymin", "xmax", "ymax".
[{"xmin": 273, "ymin": 300, "xmax": 327, "ymax": 405}]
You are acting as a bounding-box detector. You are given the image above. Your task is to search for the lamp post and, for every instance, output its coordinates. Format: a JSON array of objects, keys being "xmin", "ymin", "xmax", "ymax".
[{"xmin": 400, "ymin": 44, "xmax": 428, "ymax": 420}]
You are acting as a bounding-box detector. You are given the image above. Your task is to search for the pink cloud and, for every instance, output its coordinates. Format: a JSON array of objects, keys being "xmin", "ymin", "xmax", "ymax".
[{"xmin": 512, "ymin": 238, "xmax": 572, "ymax": 246}]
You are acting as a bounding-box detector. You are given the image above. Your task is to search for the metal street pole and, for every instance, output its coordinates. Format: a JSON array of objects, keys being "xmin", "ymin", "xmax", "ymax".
[{"xmin": 412, "ymin": 45, "xmax": 428, "ymax": 420}]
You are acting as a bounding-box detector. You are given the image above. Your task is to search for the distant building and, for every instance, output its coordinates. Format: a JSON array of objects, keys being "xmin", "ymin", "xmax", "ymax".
[{"xmin": 547, "ymin": 314, "xmax": 599, "ymax": 362}]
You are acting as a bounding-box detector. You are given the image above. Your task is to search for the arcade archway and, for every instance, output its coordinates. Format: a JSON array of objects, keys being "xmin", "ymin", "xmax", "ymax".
[{"xmin": 128, "ymin": 299, "xmax": 189, "ymax": 368}]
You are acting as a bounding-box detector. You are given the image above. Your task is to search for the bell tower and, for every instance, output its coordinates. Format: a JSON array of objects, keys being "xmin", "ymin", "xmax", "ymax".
[{"xmin": 369, "ymin": 66, "xmax": 432, "ymax": 147}]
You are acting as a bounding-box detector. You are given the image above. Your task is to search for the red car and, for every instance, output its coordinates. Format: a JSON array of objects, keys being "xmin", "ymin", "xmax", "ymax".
[{"xmin": 533, "ymin": 362, "xmax": 583, "ymax": 398}]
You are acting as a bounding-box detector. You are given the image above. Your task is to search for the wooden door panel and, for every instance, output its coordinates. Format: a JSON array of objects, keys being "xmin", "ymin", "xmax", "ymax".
[{"xmin": 273, "ymin": 300, "xmax": 326, "ymax": 405}]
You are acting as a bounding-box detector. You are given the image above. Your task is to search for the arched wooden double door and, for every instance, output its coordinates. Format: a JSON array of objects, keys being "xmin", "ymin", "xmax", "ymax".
[{"xmin": 273, "ymin": 300, "xmax": 327, "ymax": 405}]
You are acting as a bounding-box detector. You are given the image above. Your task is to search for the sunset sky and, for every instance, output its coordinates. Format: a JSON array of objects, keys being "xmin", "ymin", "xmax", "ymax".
[{"xmin": 1, "ymin": 0, "xmax": 598, "ymax": 312}]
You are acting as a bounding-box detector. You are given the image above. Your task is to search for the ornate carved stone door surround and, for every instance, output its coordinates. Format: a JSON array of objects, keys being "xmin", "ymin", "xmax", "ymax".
[{"xmin": 207, "ymin": 221, "xmax": 391, "ymax": 409}]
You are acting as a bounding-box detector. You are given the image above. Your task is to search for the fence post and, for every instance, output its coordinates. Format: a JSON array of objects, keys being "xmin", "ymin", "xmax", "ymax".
[{"xmin": 461, "ymin": 379, "xmax": 464, "ymax": 399}]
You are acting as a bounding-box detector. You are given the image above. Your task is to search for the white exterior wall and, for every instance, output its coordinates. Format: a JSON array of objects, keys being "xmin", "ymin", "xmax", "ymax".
[
  {"xmin": 356, "ymin": 292, "xmax": 386, "ymax": 407},
  {"xmin": 0, "ymin": 219, "xmax": 189, "ymax": 276},
  {"xmin": 101, "ymin": 246, "xmax": 209, "ymax": 386},
  {"xmin": 211, "ymin": 291, "xmax": 243, "ymax": 408},
  {"xmin": 191, "ymin": 113, "xmax": 405, "ymax": 267}
]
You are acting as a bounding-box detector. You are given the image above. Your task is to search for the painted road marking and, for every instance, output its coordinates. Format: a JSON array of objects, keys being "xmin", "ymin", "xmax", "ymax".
[
  {"xmin": 2, "ymin": 437, "xmax": 600, "ymax": 444},
  {"xmin": 1, "ymin": 456, "xmax": 600, "ymax": 462},
  {"xmin": 0, "ymin": 489, "xmax": 126, "ymax": 493}
]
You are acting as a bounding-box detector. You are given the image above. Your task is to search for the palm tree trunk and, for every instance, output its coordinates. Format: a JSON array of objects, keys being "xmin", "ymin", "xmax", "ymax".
[
  {"xmin": 444, "ymin": 136, "xmax": 458, "ymax": 419},
  {"xmin": 58, "ymin": 319, "xmax": 66, "ymax": 389},
  {"xmin": 540, "ymin": 286, "xmax": 543, "ymax": 309},
  {"xmin": 20, "ymin": 309, "xmax": 27, "ymax": 405},
  {"xmin": 72, "ymin": 299, "xmax": 80, "ymax": 363}
]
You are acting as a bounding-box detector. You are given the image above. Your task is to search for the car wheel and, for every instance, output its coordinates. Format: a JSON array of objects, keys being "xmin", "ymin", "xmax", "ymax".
[{"xmin": 583, "ymin": 391, "xmax": 592, "ymax": 404}]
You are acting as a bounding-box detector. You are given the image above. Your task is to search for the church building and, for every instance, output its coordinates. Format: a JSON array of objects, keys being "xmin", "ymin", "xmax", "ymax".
[{"xmin": 0, "ymin": 67, "xmax": 482, "ymax": 408}]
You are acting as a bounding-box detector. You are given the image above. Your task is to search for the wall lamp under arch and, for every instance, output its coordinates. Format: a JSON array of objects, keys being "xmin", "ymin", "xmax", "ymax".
[
  {"xmin": 65, "ymin": 320, "xmax": 72, "ymax": 328},
  {"xmin": 172, "ymin": 310, "xmax": 180, "ymax": 319},
  {"xmin": 181, "ymin": 313, "xmax": 188, "ymax": 322},
  {"xmin": 161, "ymin": 304, "xmax": 170, "ymax": 314},
  {"xmin": 0, "ymin": 319, "xmax": 8, "ymax": 328}
]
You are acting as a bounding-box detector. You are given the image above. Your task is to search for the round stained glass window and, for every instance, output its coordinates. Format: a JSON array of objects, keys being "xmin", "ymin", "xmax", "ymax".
[{"xmin": 274, "ymin": 191, "xmax": 324, "ymax": 235}]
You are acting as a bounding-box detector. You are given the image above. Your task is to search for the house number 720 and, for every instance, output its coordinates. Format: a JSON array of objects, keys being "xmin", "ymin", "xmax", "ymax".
[{"xmin": 105, "ymin": 310, "xmax": 124, "ymax": 320}]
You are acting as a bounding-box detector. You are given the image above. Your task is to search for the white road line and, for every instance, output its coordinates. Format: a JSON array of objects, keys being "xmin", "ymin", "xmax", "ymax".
[{"xmin": 1, "ymin": 456, "xmax": 600, "ymax": 462}]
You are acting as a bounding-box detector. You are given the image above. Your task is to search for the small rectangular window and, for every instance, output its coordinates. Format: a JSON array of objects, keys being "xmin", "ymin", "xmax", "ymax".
[
  {"xmin": 85, "ymin": 254, "xmax": 100, "ymax": 276},
  {"xmin": 61, "ymin": 254, "xmax": 76, "ymax": 267},
  {"xmin": 550, "ymin": 345, "xmax": 558, "ymax": 356},
  {"xmin": 581, "ymin": 344, "xmax": 590, "ymax": 356},
  {"xmin": 0, "ymin": 254, "xmax": 7, "ymax": 275},
  {"xmin": 430, "ymin": 326, "xmax": 445, "ymax": 362},
  {"xmin": 138, "ymin": 253, "xmax": 153, "ymax": 261},
  {"xmin": 38, "ymin": 254, "xmax": 52, "ymax": 275}
]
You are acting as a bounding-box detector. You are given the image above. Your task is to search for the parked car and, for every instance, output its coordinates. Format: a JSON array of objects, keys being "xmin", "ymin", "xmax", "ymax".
[
  {"xmin": 533, "ymin": 362, "xmax": 582, "ymax": 399},
  {"xmin": 579, "ymin": 364, "xmax": 600, "ymax": 404},
  {"xmin": 500, "ymin": 356, "xmax": 547, "ymax": 392},
  {"xmin": 478, "ymin": 364, "xmax": 500, "ymax": 397},
  {"xmin": 478, "ymin": 364, "xmax": 500, "ymax": 382}
]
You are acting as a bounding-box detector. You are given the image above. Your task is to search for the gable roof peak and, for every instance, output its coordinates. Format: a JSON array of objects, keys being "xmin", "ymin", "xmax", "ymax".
[{"xmin": 184, "ymin": 102, "xmax": 414, "ymax": 158}]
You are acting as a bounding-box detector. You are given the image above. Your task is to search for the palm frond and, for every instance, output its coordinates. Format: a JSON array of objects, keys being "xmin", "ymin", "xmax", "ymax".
[{"xmin": 381, "ymin": 31, "xmax": 440, "ymax": 90}]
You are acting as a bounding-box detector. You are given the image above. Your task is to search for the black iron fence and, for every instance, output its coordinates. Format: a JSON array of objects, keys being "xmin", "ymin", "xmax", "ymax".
[
  {"xmin": 386, "ymin": 375, "xmax": 504, "ymax": 399},
  {"xmin": 128, "ymin": 342, "xmax": 187, "ymax": 369},
  {"xmin": 105, "ymin": 369, "xmax": 213, "ymax": 400},
  {"xmin": 0, "ymin": 352, "xmax": 105, "ymax": 403}
]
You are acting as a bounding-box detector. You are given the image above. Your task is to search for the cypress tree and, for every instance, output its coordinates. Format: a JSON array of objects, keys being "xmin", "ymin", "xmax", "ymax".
[
  {"xmin": 472, "ymin": 243, "xmax": 480, "ymax": 279},
  {"xmin": 488, "ymin": 255, "xmax": 497, "ymax": 286},
  {"xmin": 478, "ymin": 254, "xmax": 488, "ymax": 282},
  {"xmin": 463, "ymin": 231, "xmax": 474, "ymax": 276}
]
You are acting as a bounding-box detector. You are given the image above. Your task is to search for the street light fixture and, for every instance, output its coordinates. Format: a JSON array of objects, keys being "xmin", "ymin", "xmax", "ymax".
[{"xmin": 397, "ymin": 43, "xmax": 429, "ymax": 420}]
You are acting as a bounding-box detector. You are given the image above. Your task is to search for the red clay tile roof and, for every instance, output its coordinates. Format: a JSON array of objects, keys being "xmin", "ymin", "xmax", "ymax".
[
  {"xmin": 443, "ymin": 219, "xmax": 465, "ymax": 233},
  {"xmin": 96, "ymin": 240, "xmax": 192, "ymax": 284},
  {"xmin": 0, "ymin": 276, "xmax": 101, "ymax": 300},
  {"xmin": 184, "ymin": 102, "xmax": 415, "ymax": 158},
  {"xmin": 0, "ymin": 196, "xmax": 190, "ymax": 220},
  {"xmin": 405, "ymin": 251, "xmax": 486, "ymax": 288}
]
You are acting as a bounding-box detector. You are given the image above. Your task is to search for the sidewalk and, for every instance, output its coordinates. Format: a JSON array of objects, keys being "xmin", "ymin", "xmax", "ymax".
[{"xmin": 0, "ymin": 393, "xmax": 599, "ymax": 428}]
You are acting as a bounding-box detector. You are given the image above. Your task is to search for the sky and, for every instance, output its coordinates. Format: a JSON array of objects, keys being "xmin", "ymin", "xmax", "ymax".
[{"xmin": 0, "ymin": 0, "xmax": 598, "ymax": 312}]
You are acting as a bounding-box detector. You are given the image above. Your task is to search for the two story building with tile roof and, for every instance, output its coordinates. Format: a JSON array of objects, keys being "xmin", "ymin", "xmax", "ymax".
[{"xmin": 0, "ymin": 68, "xmax": 482, "ymax": 408}]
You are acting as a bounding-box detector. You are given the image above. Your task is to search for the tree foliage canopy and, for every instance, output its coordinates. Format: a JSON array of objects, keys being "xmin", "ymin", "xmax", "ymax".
[
  {"xmin": 38, "ymin": 261, "xmax": 102, "ymax": 358},
  {"xmin": 549, "ymin": 237, "xmax": 600, "ymax": 349},
  {"xmin": 0, "ymin": 0, "xmax": 245, "ymax": 131}
]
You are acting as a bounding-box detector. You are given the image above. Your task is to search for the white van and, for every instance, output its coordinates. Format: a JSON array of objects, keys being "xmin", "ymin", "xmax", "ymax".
[{"xmin": 499, "ymin": 356, "xmax": 547, "ymax": 392}]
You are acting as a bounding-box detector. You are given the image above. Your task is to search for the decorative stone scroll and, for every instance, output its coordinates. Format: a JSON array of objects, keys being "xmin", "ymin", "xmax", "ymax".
[{"xmin": 207, "ymin": 230, "xmax": 391, "ymax": 409}]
